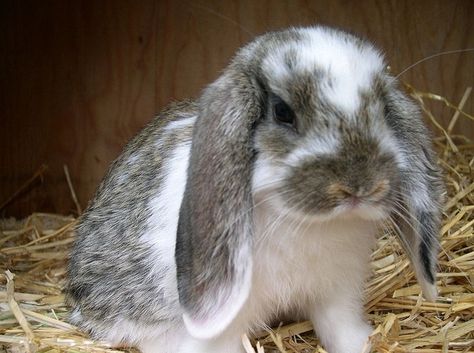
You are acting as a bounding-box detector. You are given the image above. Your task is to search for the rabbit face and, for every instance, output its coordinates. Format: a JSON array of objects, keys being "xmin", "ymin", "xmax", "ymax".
[{"xmin": 252, "ymin": 31, "xmax": 403, "ymax": 222}]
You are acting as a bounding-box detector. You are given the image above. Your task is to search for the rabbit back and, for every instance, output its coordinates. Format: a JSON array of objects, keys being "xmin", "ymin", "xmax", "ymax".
[{"xmin": 66, "ymin": 101, "xmax": 197, "ymax": 344}]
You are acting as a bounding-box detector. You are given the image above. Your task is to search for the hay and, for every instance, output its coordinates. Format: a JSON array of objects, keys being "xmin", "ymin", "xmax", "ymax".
[{"xmin": 1, "ymin": 87, "xmax": 473, "ymax": 353}]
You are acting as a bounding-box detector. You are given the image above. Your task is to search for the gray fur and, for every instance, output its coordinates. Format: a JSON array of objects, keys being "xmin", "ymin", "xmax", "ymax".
[
  {"xmin": 176, "ymin": 69, "xmax": 261, "ymax": 322},
  {"xmin": 67, "ymin": 101, "xmax": 197, "ymax": 336}
]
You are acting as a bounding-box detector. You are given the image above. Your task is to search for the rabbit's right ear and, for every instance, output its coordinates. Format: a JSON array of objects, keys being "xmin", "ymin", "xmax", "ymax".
[
  {"xmin": 384, "ymin": 84, "xmax": 444, "ymax": 302},
  {"xmin": 175, "ymin": 69, "xmax": 263, "ymax": 340}
]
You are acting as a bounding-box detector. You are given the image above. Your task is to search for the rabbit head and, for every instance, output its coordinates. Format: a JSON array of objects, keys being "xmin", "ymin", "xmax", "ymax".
[{"xmin": 176, "ymin": 27, "xmax": 443, "ymax": 339}]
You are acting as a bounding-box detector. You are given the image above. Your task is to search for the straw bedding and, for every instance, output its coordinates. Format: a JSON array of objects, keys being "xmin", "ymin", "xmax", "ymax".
[{"xmin": 1, "ymin": 87, "xmax": 473, "ymax": 353}]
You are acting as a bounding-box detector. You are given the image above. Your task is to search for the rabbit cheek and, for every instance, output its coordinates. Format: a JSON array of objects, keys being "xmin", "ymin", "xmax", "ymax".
[
  {"xmin": 254, "ymin": 121, "xmax": 298, "ymax": 160},
  {"xmin": 280, "ymin": 160, "xmax": 338, "ymax": 215}
]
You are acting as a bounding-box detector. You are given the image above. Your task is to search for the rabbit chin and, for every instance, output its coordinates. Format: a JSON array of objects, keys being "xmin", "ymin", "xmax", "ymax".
[
  {"xmin": 302, "ymin": 204, "xmax": 390, "ymax": 224},
  {"xmin": 261, "ymin": 193, "xmax": 391, "ymax": 224},
  {"xmin": 330, "ymin": 203, "xmax": 391, "ymax": 221}
]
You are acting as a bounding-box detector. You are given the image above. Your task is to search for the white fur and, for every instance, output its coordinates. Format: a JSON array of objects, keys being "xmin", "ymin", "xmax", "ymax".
[
  {"xmin": 140, "ymin": 329, "xmax": 243, "ymax": 353},
  {"xmin": 251, "ymin": 199, "xmax": 377, "ymax": 306},
  {"xmin": 163, "ymin": 115, "xmax": 197, "ymax": 133},
  {"xmin": 105, "ymin": 318, "xmax": 181, "ymax": 347},
  {"xmin": 285, "ymin": 133, "xmax": 340, "ymax": 167},
  {"xmin": 143, "ymin": 142, "xmax": 192, "ymax": 303},
  {"xmin": 252, "ymin": 157, "xmax": 286, "ymax": 194},
  {"xmin": 262, "ymin": 27, "xmax": 384, "ymax": 115},
  {"xmin": 183, "ymin": 238, "xmax": 253, "ymax": 340}
]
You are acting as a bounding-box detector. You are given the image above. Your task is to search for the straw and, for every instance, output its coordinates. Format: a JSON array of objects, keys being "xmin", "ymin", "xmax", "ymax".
[{"xmin": 0, "ymin": 87, "xmax": 473, "ymax": 353}]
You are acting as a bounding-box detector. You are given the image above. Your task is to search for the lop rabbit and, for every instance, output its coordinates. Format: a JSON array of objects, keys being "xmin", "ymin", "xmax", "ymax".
[{"xmin": 67, "ymin": 26, "xmax": 443, "ymax": 353}]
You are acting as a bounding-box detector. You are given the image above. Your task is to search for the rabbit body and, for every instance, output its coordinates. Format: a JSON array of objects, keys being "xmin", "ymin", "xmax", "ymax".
[
  {"xmin": 67, "ymin": 27, "xmax": 443, "ymax": 353},
  {"xmin": 69, "ymin": 128, "xmax": 375, "ymax": 353}
]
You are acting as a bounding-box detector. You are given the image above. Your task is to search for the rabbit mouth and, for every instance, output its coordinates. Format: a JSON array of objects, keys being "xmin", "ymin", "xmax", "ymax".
[
  {"xmin": 295, "ymin": 197, "xmax": 391, "ymax": 223},
  {"xmin": 264, "ymin": 177, "xmax": 398, "ymax": 223}
]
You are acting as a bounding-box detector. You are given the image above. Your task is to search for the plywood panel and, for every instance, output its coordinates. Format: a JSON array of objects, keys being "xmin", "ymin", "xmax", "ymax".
[
  {"xmin": 1, "ymin": 0, "xmax": 473, "ymax": 217},
  {"xmin": 1, "ymin": 0, "xmax": 158, "ymax": 216}
]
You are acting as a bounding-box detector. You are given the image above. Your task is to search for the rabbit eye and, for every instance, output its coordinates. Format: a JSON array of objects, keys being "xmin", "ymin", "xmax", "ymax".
[{"xmin": 272, "ymin": 96, "xmax": 296, "ymax": 129}]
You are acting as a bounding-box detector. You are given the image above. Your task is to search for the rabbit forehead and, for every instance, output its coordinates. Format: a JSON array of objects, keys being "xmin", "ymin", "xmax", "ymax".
[{"xmin": 261, "ymin": 27, "xmax": 385, "ymax": 115}]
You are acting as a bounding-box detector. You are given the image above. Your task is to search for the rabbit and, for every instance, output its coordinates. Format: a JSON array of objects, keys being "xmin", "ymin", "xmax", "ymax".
[{"xmin": 66, "ymin": 26, "xmax": 444, "ymax": 353}]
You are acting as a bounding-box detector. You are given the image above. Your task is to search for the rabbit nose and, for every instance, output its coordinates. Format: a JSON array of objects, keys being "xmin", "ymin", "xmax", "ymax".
[{"xmin": 328, "ymin": 179, "xmax": 390, "ymax": 201}]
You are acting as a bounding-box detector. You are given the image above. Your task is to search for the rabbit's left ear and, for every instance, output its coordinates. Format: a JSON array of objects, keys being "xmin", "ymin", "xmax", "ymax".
[
  {"xmin": 384, "ymin": 85, "xmax": 444, "ymax": 301},
  {"xmin": 175, "ymin": 70, "xmax": 263, "ymax": 339}
]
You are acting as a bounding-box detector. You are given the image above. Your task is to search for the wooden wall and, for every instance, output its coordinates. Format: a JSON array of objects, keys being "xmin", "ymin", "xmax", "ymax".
[{"xmin": 1, "ymin": 0, "xmax": 473, "ymax": 217}]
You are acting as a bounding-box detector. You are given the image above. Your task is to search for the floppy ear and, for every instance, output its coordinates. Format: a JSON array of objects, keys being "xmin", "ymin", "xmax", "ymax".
[
  {"xmin": 384, "ymin": 85, "xmax": 444, "ymax": 301},
  {"xmin": 175, "ymin": 69, "xmax": 262, "ymax": 339}
]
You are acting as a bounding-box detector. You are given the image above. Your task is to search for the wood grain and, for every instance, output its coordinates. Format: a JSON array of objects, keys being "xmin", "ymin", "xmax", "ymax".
[{"xmin": 1, "ymin": 0, "xmax": 473, "ymax": 217}]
